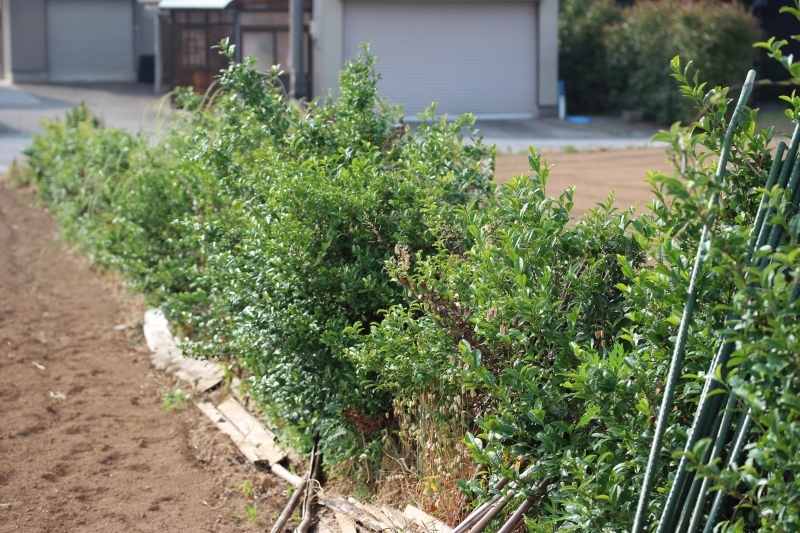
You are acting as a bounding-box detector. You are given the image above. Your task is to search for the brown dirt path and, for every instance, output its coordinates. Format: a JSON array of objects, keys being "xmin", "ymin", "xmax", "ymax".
[
  {"xmin": 0, "ymin": 181, "xmax": 284, "ymax": 532},
  {"xmin": 496, "ymin": 148, "xmax": 672, "ymax": 215}
]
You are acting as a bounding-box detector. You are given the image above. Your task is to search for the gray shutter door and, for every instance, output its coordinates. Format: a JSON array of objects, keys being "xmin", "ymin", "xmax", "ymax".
[
  {"xmin": 47, "ymin": 0, "xmax": 135, "ymax": 82},
  {"xmin": 343, "ymin": 1, "xmax": 537, "ymax": 119}
]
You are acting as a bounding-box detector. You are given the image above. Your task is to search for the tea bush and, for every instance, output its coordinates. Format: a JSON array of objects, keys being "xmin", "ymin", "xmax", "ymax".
[
  {"xmin": 558, "ymin": 0, "xmax": 620, "ymax": 115},
  {"xmin": 24, "ymin": 25, "xmax": 800, "ymax": 533},
  {"xmin": 25, "ymin": 46, "xmax": 494, "ymax": 462},
  {"xmin": 346, "ymin": 58, "xmax": 785, "ymax": 530}
]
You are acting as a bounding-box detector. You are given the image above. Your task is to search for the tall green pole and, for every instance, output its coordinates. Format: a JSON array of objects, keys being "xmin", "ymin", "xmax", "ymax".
[{"xmin": 631, "ymin": 69, "xmax": 756, "ymax": 533}]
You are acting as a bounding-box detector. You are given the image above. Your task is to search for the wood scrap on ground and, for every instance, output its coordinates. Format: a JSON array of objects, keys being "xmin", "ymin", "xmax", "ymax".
[
  {"xmin": 196, "ymin": 401, "xmax": 267, "ymax": 464},
  {"xmin": 316, "ymin": 496, "xmax": 391, "ymax": 532},
  {"xmin": 215, "ymin": 398, "xmax": 284, "ymax": 464},
  {"xmin": 270, "ymin": 462, "xmax": 304, "ymax": 487},
  {"xmin": 404, "ymin": 505, "xmax": 454, "ymax": 533},
  {"xmin": 335, "ymin": 512, "xmax": 358, "ymax": 533},
  {"xmin": 196, "ymin": 399, "xmax": 286, "ymax": 465}
]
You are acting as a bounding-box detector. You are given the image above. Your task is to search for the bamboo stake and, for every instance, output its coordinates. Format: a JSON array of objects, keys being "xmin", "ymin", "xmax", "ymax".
[
  {"xmin": 295, "ymin": 479, "xmax": 317, "ymax": 532},
  {"xmin": 453, "ymin": 460, "xmax": 532, "ymax": 533},
  {"xmin": 271, "ymin": 473, "xmax": 311, "ymax": 533},
  {"xmin": 494, "ymin": 497, "xmax": 536, "ymax": 533},
  {"xmin": 632, "ymin": 69, "xmax": 756, "ymax": 533},
  {"xmin": 460, "ymin": 466, "xmax": 536, "ymax": 533},
  {"xmin": 466, "ymin": 489, "xmax": 514, "ymax": 533},
  {"xmin": 452, "ymin": 494, "xmax": 502, "ymax": 533},
  {"xmin": 296, "ymin": 437, "xmax": 320, "ymax": 533},
  {"xmin": 494, "ymin": 477, "xmax": 553, "ymax": 533},
  {"xmin": 453, "ymin": 459, "xmax": 531, "ymax": 533}
]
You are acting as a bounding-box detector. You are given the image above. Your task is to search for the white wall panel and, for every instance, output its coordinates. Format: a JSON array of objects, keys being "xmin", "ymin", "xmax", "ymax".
[
  {"xmin": 48, "ymin": 0, "xmax": 135, "ymax": 82},
  {"xmin": 343, "ymin": 1, "xmax": 537, "ymax": 118}
]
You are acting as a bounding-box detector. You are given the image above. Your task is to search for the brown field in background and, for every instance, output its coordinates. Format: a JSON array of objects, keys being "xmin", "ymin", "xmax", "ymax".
[{"xmin": 495, "ymin": 148, "xmax": 672, "ymax": 216}]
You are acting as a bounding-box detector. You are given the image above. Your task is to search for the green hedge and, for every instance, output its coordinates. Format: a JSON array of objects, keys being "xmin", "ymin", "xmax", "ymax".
[
  {"xmin": 24, "ymin": 36, "xmax": 800, "ymax": 532},
  {"xmin": 348, "ymin": 60, "xmax": 796, "ymax": 530},
  {"xmin": 558, "ymin": 0, "xmax": 621, "ymax": 116},
  {"xmin": 26, "ymin": 47, "xmax": 494, "ymax": 461}
]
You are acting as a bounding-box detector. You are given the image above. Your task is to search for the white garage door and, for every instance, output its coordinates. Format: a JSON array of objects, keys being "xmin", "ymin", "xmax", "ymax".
[
  {"xmin": 47, "ymin": 0, "xmax": 135, "ymax": 82},
  {"xmin": 343, "ymin": 1, "xmax": 537, "ymax": 119}
]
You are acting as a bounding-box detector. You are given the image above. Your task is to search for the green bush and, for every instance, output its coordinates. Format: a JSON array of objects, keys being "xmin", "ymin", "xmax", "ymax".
[
  {"xmin": 346, "ymin": 60, "xmax": 790, "ymax": 530},
  {"xmin": 24, "ymin": 21, "xmax": 800, "ymax": 532},
  {"xmin": 558, "ymin": 0, "xmax": 621, "ymax": 115},
  {"xmin": 606, "ymin": 0, "xmax": 760, "ymax": 124},
  {"xmin": 25, "ymin": 46, "xmax": 494, "ymax": 462}
]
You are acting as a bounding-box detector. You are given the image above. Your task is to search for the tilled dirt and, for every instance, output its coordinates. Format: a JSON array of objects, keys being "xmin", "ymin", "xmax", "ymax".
[
  {"xmin": 0, "ymin": 181, "xmax": 286, "ymax": 532},
  {"xmin": 496, "ymin": 148, "xmax": 672, "ymax": 215}
]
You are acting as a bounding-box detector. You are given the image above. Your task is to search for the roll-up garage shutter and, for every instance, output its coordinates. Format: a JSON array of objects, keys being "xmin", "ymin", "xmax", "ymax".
[
  {"xmin": 47, "ymin": 0, "xmax": 136, "ymax": 82},
  {"xmin": 343, "ymin": 1, "xmax": 537, "ymax": 119}
]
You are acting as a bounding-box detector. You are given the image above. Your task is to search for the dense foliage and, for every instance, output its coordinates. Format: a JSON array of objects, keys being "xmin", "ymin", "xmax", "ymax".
[
  {"xmin": 558, "ymin": 0, "xmax": 621, "ymax": 115},
  {"xmin": 346, "ymin": 56, "xmax": 787, "ymax": 530},
  {"xmin": 560, "ymin": 0, "xmax": 759, "ymax": 123},
  {"xmin": 24, "ymin": 29, "xmax": 800, "ymax": 533},
  {"xmin": 26, "ymin": 47, "xmax": 494, "ymax": 461}
]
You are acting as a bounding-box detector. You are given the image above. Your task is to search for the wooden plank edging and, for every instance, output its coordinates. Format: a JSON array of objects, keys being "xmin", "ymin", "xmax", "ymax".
[{"xmin": 143, "ymin": 309, "xmax": 455, "ymax": 533}]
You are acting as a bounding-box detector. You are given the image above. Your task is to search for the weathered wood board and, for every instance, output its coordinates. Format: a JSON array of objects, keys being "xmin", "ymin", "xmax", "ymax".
[
  {"xmin": 216, "ymin": 398, "xmax": 284, "ymax": 465},
  {"xmin": 404, "ymin": 505, "xmax": 454, "ymax": 533}
]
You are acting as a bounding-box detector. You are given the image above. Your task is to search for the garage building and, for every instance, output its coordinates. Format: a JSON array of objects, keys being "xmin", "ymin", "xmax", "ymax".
[{"xmin": 0, "ymin": 0, "xmax": 557, "ymax": 119}]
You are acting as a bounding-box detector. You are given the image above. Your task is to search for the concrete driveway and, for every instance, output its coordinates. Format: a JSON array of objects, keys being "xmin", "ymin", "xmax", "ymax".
[
  {"xmin": 477, "ymin": 116, "xmax": 665, "ymax": 153},
  {"xmin": 0, "ymin": 82, "xmax": 666, "ymax": 173},
  {"xmin": 0, "ymin": 82, "xmax": 165, "ymax": 172}
]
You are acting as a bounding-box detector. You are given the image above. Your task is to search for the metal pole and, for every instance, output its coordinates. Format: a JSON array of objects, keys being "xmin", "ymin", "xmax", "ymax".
[
  {"xmin": 631, "ymin": 69, "xmax": 756, "ymax": 533},
  {"xmin": 144, "ymin": 5, "xmax": 162, "ymax": 94},
  {"xmin": 154, "ymin": 11, "xmax": 161, "ymax": 93},
  {"xmin": 290, "ymin": 0, "xmax": 306, "ymax": 98}
]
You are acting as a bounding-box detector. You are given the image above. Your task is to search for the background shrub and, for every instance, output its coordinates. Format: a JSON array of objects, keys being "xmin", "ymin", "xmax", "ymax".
[
  {"xmin": 25, "ymin": 47, "xmax": 494, "ymax": 465},
  {"xmin": 560, "ymin": 0, "xmax": 759, "ymax": 123},
  {"xmin": 558, "ymin": 0, "xmax": 621, "ymax": 115},
  {"xmin": 346, "ymin": 61, "xmax": 780, "ymax": 529}
]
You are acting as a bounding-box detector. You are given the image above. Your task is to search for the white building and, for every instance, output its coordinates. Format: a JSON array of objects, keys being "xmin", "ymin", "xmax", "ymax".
[{"xmin": 0, "ymin": 0, "xmax": 558, "ymax": 118}]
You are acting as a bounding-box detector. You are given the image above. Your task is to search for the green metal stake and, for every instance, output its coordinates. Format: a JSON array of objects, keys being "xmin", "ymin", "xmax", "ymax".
[
  {"xmin": 659, "ymin": 139, "xmax": 792, "ymax": 532},
  {"xmin": 680, "ymin": 393, "xmax": 738, "ymax": 532},
  {"xmin": 631, "ymin": 69, "xmax": 756, "ymax": 533},
  {"xmin": 692, "ymin": 137, "xmax": 800, "ymax": 532},
  {"xmin": 702, "ymin": 413, "xmax": 754, "ymax": 533}
]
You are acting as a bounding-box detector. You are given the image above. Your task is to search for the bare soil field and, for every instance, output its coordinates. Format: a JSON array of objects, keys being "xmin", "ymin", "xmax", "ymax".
[
  {"xmin": 0, "ymin": 181, "xmax": 285, "ymax": 532},
  {"xmin": 496, "ymin": 148, "xmax": 672, "ymax": 215},
  {"xmin": 0, "ymin": 147, "xmax": 670, "ymax": 531}
]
